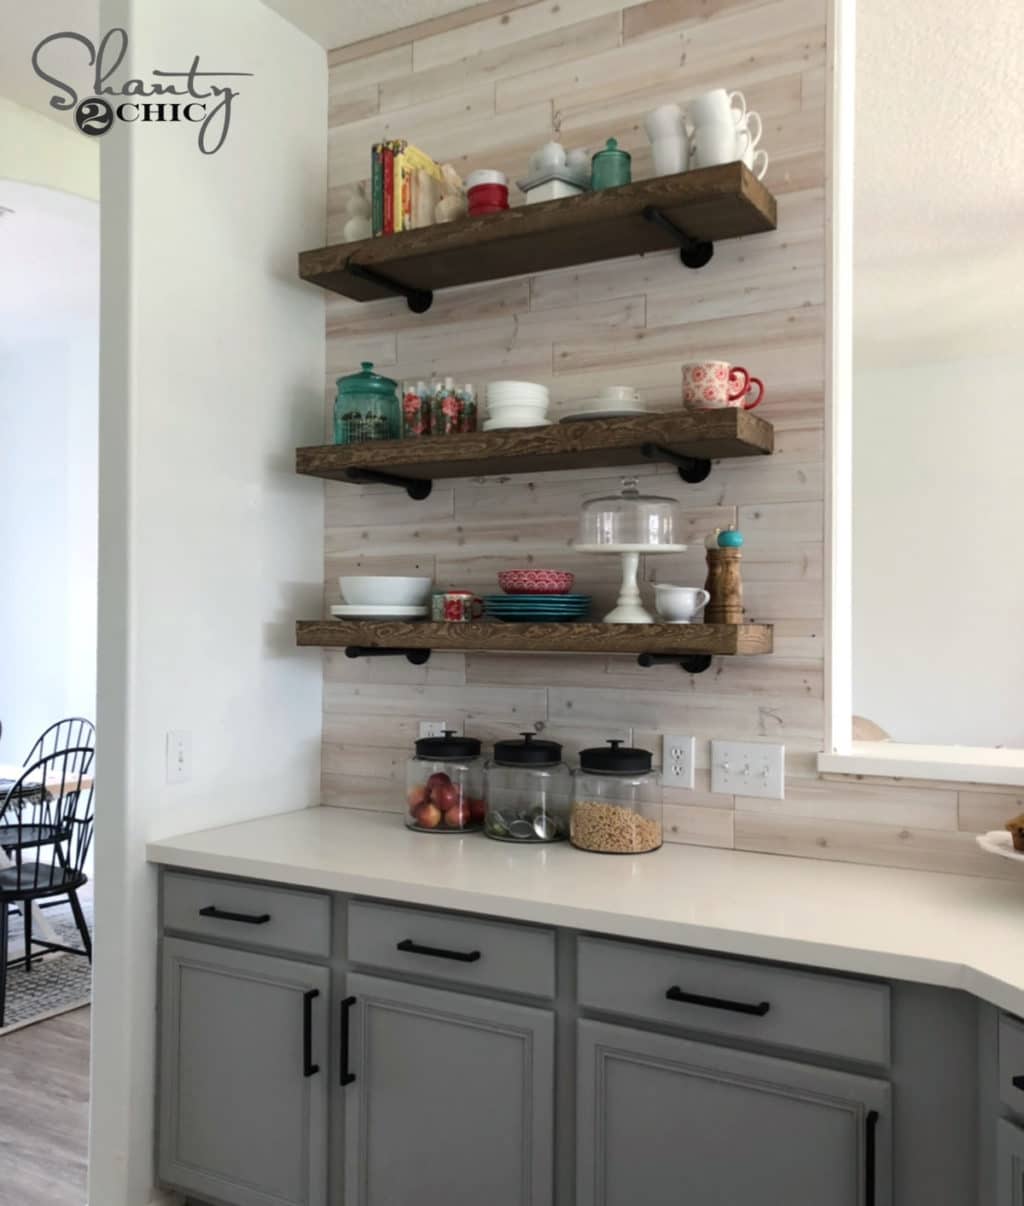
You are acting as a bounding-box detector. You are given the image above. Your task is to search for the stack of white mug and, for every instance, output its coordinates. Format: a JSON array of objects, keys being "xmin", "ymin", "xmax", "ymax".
[{"xmin": 645, "ymin": 89, "xmax": 768, "ymax": 181}]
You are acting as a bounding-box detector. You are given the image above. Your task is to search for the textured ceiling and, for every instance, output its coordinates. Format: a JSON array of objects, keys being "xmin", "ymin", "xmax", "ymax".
[{"xmin": 854, "ymin": 0, "xmax": 1024, "ymax": 361}]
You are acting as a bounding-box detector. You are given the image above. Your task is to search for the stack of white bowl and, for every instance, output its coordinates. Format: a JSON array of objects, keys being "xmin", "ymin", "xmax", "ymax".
[{"xmin": 484, "ymin": 381, "xmax": 551, "ymax": 430}]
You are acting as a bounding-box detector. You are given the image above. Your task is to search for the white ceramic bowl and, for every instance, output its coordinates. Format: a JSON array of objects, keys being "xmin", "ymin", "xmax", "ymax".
[
  {"xmin": 599, "ymin": 385, "xmax": 640, "ymax": 402},
  {"xmin": 487, "ymin": 407, "xmax": 550, "ymax": 425},
  {"xmin": 339, "ymin": 576, "xmax": 432, "ymax": 606},
  {"xmin": 488, "ymin": 380, "xmax": 549, "ymax": 394}
]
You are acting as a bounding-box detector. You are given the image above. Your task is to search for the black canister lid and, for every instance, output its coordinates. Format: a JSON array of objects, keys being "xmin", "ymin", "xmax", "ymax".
[
  {"xmin": 493, "ymin": 732, "xmax": 563, "ymax": 766},
  {"xmin": 414, "ymin": 729, "xmax": 482, "ymax": 760},
  {"xmin": 579, "ymin": 738, "xmax": 653, "ymax": 775}
]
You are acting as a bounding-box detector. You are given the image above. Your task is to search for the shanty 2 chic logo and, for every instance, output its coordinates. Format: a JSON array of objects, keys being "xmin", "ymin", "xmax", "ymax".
[{"xmin": 31, "ymin": 28, "xmax": 252, "ymax": 155}]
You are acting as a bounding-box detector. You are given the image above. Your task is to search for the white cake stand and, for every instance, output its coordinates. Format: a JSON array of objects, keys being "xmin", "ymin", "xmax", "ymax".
[{"xmin": 575, "ymin": 543, "xmax": 688, "ymax": 623}]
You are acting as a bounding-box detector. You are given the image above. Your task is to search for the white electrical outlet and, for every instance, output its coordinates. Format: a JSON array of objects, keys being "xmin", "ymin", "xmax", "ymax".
[
  {"xmin": 661, "ymin": 734, "xmax": 696, "ymax": 790},
  {"xmin": 166, "ymin": 730, "xmax": 192, "ymax": 785},
  {"xmin": 419, "ymin": 721, "xmax": 458, "ymax": 738},
  {"xmin": 710, "ymin": 740, "xmax": 785, "ymax": 799}
]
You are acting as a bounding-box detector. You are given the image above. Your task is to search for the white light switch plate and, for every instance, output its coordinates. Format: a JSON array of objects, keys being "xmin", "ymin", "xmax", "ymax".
[
  {"xmin": 711, "ymin": 740, "xmax": 785, "ymax": 799},
  {"xmin": 661, "ymin": 734, "xmax": 696, "ymax": 790},
  {"xmin": 166, "ymin": 730, "xmax": 191, "ymax": 785},
  {"xmin": 419, "ymin": 721, "xmax": 461, "ymax": 738}
]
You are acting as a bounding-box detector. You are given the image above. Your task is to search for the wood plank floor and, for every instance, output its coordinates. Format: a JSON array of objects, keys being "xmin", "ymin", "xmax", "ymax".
[{"xmin": 0, "ymin": 1006, "xmax": 90, "ymax": 1206}]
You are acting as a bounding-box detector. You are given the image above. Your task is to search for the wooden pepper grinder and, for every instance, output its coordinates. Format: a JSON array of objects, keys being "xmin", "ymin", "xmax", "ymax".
[{"xmin": 704, "ymin": 526, "xmax": 744, "ymax": 624}]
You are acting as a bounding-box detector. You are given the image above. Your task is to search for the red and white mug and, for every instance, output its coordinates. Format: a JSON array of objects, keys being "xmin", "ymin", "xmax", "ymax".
[
  {"xmin": 682, "ymin": 361, "xmax": 764, "ymax": 411},
  {"xmin": 432, "ymin": 590, "xmax": 484, "ymax": 622}
]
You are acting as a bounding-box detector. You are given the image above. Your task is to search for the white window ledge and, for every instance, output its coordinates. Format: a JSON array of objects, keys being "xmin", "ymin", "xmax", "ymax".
[{"xmin": 818, "ymin": 742, "xmax": 1024, "ymax": 788}]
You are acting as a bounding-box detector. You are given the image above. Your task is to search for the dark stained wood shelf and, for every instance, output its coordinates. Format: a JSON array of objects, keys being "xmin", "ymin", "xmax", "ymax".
[
  {"xmin": 296, "ymin": 620, "xmax": 773, "ymax": 658},
  {"xmin": 297, "ymin": 408, "xmax": 773, "ymax": 487},
  {"xmin": 299, "ymin": 163, "xmax": 776, "ymax": 304}
]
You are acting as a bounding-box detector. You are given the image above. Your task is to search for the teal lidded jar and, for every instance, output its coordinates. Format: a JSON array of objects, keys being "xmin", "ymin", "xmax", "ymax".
[
  {"xmin": 334, "ymin": 361, "xmax": 399, "ymax": 444},
  {"xmin": 590, "ymin": 138, "xmax": 631, "ymax": 190}
]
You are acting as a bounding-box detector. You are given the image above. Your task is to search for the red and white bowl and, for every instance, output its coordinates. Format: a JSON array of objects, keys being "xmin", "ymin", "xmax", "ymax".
[{"xmin": 498, "ymin": 569, "xmax": 575, "ymax": 595}]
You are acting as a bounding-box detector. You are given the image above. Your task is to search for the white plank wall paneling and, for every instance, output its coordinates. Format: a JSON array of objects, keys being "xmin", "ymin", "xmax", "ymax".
[{"xmin": 321, "ymin": 0, "xmax": 1018, "ymax": 879}]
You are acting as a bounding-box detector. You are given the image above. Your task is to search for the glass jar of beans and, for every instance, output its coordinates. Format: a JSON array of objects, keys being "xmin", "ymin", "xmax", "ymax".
[{"xmin": 570, "ymin": 739, "xmax": 662, "ymax": 854}]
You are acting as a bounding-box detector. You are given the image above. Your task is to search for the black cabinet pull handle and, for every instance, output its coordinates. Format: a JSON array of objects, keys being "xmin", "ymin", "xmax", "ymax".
[
  {"xmin": 340, "ymin": 996, "xmax": 356, "ymax": 1086},
  {"xmin": 865, "ymin": 1109, "xmax": 879, "ymax": 1206},
  {"xmin": 396, "ymin": 938, "xmax": 481, "ymax": 963},
  {"xmin": 199, "ymin": 905, "xmax": 271, "ymax": 925},
  {"xmin": 302, "ymin": 989, "xmax": 319, "ymax": 1078},
  {"xmin": 665, "ymin": 985, "xmax": 770, "ymax": 1016},
  {"xmin": 1013, "ymin": 1075, "xmax": 1024, "ymax": 1092}
]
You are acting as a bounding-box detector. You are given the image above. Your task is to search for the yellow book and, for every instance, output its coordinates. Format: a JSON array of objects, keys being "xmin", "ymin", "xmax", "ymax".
[{"xmin": 393, "ymin": 141, "xmax": 444, "ymax": 231}]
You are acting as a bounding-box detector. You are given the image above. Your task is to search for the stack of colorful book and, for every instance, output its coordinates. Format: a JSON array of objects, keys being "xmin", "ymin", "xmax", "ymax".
[{"xmin": 371, "ymin": 140, "xmax": 446, "ymax": 236}]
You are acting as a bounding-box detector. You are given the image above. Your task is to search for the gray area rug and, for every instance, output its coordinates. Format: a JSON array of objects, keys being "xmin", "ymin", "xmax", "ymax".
[{"xmin": 1, "ymin": 895, "xmax": 93, "ymax": 1035}]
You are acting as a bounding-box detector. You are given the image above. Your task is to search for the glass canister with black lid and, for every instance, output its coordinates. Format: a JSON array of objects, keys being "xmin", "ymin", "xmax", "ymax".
[
  {"xmin": 406, "ymin": 730, "xmax": 485, "ymax": 833},
  {"xmin": 484, "ymin": 733, "xmax": 571, "ymax": 843},
  {"xmin": 570, "ymin": 738, "xmax": 662, "ymax": 854}
]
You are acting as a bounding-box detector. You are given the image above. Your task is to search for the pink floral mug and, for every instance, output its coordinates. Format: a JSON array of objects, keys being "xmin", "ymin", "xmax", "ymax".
[{"xmin": 682, "ymin": 361, "xmax": 765, "ymax": 411}]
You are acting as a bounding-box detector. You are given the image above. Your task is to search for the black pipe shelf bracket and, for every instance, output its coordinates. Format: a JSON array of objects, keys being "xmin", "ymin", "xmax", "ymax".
[
  {"xmin": 642, "ymin": 205, "xmax": 714, "ymax": 270},
  {"xmin": 345, "ymin": 258, "xmax": 433, "ymax": 314},
  {"xmin": 640, "ymin": 442, "xmax": 712, "ymax": 484},
  {"xmin": 637, "ymin": 652, "xmax": 714, "ymax": 675},
  {"xmin": 345, "ymin": 646, "xmax": 431, "ymax": 666},
  {"xmin": 344, "ymin": 467, "xmax": 433, "ymax": 500}
]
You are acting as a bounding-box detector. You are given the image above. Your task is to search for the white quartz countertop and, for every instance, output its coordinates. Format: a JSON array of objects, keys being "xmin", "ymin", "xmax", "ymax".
[{"xmin": 147, "ymin": 806, "xmax": 1024, "ymax": 1014}]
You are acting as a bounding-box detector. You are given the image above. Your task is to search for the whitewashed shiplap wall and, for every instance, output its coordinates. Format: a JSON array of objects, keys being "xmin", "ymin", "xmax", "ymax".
[{"xmin": 321, "ymin": 0, "xmax": 1020, "ymax": 878}]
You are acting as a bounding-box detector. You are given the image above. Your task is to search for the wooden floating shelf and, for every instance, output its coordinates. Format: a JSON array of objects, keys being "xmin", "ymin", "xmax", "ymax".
[
  {"xmin": 299, "ymin": 163, "xmax": 776, "ymax": 305},
  {"xmin": 297, "ymin": 409, "xmax": 773, "ymax": 489},
  {"xmin": 296, "ymin": 620, "xmax": 773, "ymax": 659}
]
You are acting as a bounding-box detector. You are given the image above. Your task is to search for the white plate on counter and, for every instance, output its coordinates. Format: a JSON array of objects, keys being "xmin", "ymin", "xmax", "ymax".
[
  {"xmin": 975, "ymin": 831, "xmax": 1024, "ymax": 863},
  {"xmin": 330, "ymin": 604, "xmax": 428, "ymax": 619},
  {"xmin": 483, "ymin": 418, "xmax": 552, "ymax": 430}
]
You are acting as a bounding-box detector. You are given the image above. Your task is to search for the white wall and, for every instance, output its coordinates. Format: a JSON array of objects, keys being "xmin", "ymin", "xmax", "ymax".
[
  {"xmin": 0, "ymin": 323, "xmax": 98, "ymax": 759},
  {"xmin": 853, "ymin": 351, "xmax": 1024, "ymax": 747},
  {"xmin": 89, "ymin": 2, "xmax": 326, "ymax": 1203}
]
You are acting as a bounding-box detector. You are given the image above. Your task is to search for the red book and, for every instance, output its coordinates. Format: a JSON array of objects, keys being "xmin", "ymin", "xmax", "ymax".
[{"xmin": 382, "ymin": 144, "xmax": 394, "ymax": 235}]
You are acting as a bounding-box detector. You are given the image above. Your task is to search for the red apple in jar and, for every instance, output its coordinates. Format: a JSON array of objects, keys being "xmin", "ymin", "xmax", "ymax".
[
  {"xmin": 407, "ymin": 784, "xmax": 428, "ymax": 812},
  {"xmin": 426, "ymin": 771, "xmax": 452, "ymax": 795},
  {"xmin": 468, "ymin": 797, "xmax": 486, "ymax": 824},
  {"xmin": 443, "ymin": 800, "xmax": 472, "ymax": 829},
  {"xmin": 435, "ymin": 781, "xmax": 463, "ymax": 811},
  {"xmin": 414, "ymin": 802, "xmax": 442, "ymax": 829}
]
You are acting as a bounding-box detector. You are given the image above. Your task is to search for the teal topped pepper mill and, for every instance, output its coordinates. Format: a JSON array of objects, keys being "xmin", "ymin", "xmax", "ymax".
[{"xmin": 590, "ymin": 138, "xmax": 631, "ymax": 190}]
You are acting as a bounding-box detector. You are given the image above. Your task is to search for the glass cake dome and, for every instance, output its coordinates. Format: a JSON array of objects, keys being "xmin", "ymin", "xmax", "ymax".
[{"xmin": 577, "ymin": 477, "xmax": 683, "ymax": 550}]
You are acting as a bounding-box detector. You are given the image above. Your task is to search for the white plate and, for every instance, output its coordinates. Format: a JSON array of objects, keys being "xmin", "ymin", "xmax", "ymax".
[
  {"xmin": 976, "ymin": 830, "xmax": 1024, "ymax": 863},
  {"xmin": 483, "ymin": 418, "xmax": 552, "ymax": 430},
  {"xmin": 560, "ymin": 407, "xmax": 649, "ymax": 422},
  {"xmin": 330, "ymin": 604, "xmax": 428, "ymax": 618}
]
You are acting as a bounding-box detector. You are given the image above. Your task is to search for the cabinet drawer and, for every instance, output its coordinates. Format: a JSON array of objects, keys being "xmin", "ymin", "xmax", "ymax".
[
  {"xmin": 162, "ymin": 871, "xmax": 330, "ymax": 958},
  {"xmin": 578, "ymin": 935, "xmax": 890, "ymax": 1065},
  {"xmin": 1000, "ymin": 1015, "xmax": 1024, "ymax": 1115},
  {"xmin": 347, "ymin": 900, "xmax": 556, "ymax": 998}
]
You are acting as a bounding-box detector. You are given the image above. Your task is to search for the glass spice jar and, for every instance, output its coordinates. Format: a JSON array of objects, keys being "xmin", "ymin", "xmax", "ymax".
[
  {"xmin": 401, "ymin": 379, "xmax": 431, "ymax": 437},
  {"xmin": 432, "ymin": 376, "xmax": 463, "ymax": 435},
  {"xmin": 405, "ymin": 730, "xmax": 485, "ymax": 833},
  {"xmin": 484, "ymin": 733, "xmax": 571, "ymax": 843},
  {"xmin": 570, "ymin": 739, "xmax": 662, "ymax": 854}
]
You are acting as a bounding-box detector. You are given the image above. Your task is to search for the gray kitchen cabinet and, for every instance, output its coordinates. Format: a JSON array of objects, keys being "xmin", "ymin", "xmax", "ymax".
[
  {"xmin": 342, "ymin": 972, "xmax": 555, "ymax": 1206},
  {"xmin": 577, "ymin": 1018, "xmax": 892, "ymax": 1206},
  {"xmin": 998, "ymin": 1120, "xmax": 1024, "ymax": 1206},
  {"xmin": 158, "ymin": 937, "xmax": 329, "ymax": 1206}
]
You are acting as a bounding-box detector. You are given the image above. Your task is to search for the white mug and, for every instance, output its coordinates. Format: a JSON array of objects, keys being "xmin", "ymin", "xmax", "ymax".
[
  {"xmin": 688, "ymin": 88, "xmax": 746, "ymax": 130},
  {"xmin": 743, "ymin": 144, "xmax": 769, "ymax": 180},
  {"xmin": 645, "ymin": 103, "xmax": 685, "ymax": 142},
  {"xmin": 691, "ymin": 122, "xmax": 748, "ymax": 169},
  {"xmin": 654, "ymin": 585, "xmax": 711, "ymax": 624},
  {"xmin": 740, "ymin": 110, "xmax": 762, "ymax": 149}
]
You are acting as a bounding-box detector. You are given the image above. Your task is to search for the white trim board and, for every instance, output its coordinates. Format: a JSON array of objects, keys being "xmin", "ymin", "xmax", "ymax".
[{"xmin": 818, "ymin": 742, "xmax": 1024, "ymax": 787}]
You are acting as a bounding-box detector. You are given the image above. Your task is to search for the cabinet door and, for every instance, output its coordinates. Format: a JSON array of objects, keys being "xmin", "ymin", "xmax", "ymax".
[
  {"xmin": 159, "ymin": 937, "xmax": 329, "ymax": 1206},
  {"xmin": 998, "ymin": 1119, "xmax": 1024, "ymax": 1206},
  {"xmin": 578, "ymin": 1019, "xmax": 891, "ymax": 1206},
  {"xmin": 343, "ymin": 973, "xmax": 554, "ymax": 1206}
]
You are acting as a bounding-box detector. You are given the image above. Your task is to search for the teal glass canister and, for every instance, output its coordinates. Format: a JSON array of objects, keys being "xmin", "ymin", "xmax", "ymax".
[
  {"xmin": 333, "ymin": 361, "xmax": 400, "ymax": 444},
  {"xmin": 590, "ymin": 138, "xmax": 631, "ymax": 190}
]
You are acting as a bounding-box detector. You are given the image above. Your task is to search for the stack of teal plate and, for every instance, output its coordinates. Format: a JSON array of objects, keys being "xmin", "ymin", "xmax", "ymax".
[{"xmin": 484, "ymin": 594, "xmax": 592, "ymax": 622}]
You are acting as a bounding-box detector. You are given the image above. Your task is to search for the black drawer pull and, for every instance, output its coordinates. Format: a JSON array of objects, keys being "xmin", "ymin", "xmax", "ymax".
[
  {"xmin": 665, "ymin": 985, "xmax": 771, "ymax": 1017},
  {"xmin": 865, "ymin": 1109, "xmax": 879, "ymax": 1206},
  {"xmin": 396, "ymin": 938, "xmax": 481, "ymax": 964},
  {"xmin": 340, "ymin": 996, "xmax": 356, "ymax": 1086},
  {"xmin": 199, "ymin": 905, "xmax": 271, "ymax": 925},
  {"xmin": 1013, "ymin": 1075, "xmax": 1024, "ymax": 1092},
  {"xmin": 302, "ymin": 989, "xmax": 319, "ymax": 1078}
]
